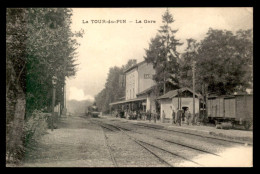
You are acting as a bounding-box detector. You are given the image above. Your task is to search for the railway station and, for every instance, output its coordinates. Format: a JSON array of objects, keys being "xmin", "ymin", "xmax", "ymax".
[
  {"xmin": 109, "ymin": 59, "xmax": 253, "ymax": 129},
  {"xmin": 109, "ymin": 59, "xmax": 203, "ymax": 122}
]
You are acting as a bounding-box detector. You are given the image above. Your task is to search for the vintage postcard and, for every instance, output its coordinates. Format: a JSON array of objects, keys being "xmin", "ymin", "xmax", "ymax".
[{"xmin": 6, "ymin": 7, "xmax": 253, "ymax": 167}]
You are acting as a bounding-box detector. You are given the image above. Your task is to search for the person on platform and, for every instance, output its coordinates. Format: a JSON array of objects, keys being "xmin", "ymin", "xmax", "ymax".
[
  {"xmin": 153, "ymin": 110, "xmax": 157, "ymax": 123},
  {"xmin": 192, "ymin": 112, "xmax": 198, "ymax": 125},
  {"xmin": 176, "ymin": 109, "xmax": 182, "ymax": 126},
  {"xmin": 147, "ymin": 110, "xmax": 151, "ymax": 122},
  {"xmin": 185, "ymin": 108, "xmax": 192, "ymax": 125},
  {"xmin": 171, "ymin": 106, "xmax": 176, "ymax": 124},
  {"xmin": 182, "ymin": 109, "xmax": 185, "ymax": 123}
]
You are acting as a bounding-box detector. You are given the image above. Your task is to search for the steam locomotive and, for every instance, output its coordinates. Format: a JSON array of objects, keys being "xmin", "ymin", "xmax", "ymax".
[{"xmin": 86, "ymin": 105, "xmax": 100, "ymax": 118}]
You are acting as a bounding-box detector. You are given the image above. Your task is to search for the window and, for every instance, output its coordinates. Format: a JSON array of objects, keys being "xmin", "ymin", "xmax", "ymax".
[{"xmin": 144, "ymin": 74, "xmax": 151, "ymax": 79}]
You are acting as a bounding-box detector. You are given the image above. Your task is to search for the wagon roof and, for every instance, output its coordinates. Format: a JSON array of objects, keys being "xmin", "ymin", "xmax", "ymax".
[
  {"xmin": 208, "ymin": 93, "xmax": 253, "ymax": 99},
  {"xmin": 208, "ymin": 95, "xmax": 234, "ymax": 99}
]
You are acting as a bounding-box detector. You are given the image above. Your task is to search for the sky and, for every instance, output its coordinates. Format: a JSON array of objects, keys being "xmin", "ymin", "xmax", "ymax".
[{"xmin": 66, "ymin": 7, "xmax": 253, "ymax": 102}]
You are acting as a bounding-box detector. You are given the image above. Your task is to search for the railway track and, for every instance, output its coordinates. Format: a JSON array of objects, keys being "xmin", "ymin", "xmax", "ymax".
[
  {"xmin": 104, "ymin": 118, "xmax": 252, "ymax": 146},
  {"xmin": 110, "ymin": 122, "xmax": 221, "ymax": 157},
  {"xmin": 130, "ymin": 122, "xmax": 252, "ymax": 146},
  {"xmin": 91, "ymin": 119, "xmax": 206, "ymax": 167},
  {"xmin": 118, "ymin": 128, "xmax": 202, "ymax": 167},
  {"xmin": 81, "ymin": 116, "xmax": 248, "ymax": 146},
  {"xmin": 157, "ymin": 137, "xmax": 220, "ymax": 156},
  {"xmin": 98, "ymin": 120, "xmax": 226, "ymax": 157},
  {"xmin": 111, "ymin": 123, "xmax": 221, "ymax": 157},
  {"xmin": 100, "ymin": 121, "xmax": 221, "ymax": 157},
  {"xmin": 100, "ymin": 126, "xmax": 118, "ymax": 167},
  {"xmin": 124, "ymin": 132, "xmax": 174, "ymax": 167},
  {"xmin": 88, "ymin": 118, "xmax": 243, "ymax": 159},
  {"xmin": 89, "ymin": 120, "xmax": 120, "ymax": 167},
  {"xmin": 90, "ymin": 120, "xmax": 173, "ymax": 167}
]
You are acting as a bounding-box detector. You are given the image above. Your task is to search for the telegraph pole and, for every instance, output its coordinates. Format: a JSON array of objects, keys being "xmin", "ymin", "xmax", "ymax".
[
  {"xmin": 52, "ymin": 87, "xmax": 56, "ymax": 131},
  {"xmin": 52, "ymin": 75, "xmax": 57, "ymax": 131},
  {"xmin": 64, "ymin": 81, "xmax": 67, "ymax": 116},
  {"xmin": 62, "ymin": 55, "xmax": 67, "ymax": 116},
  {"xmin": 192, "ymin": 60, "xmax": 196, "ymax": 121},
  {"xmin": 177, "ymin": 90, "xmax": 180, "ymax": 109},
  {"xmin": 64, "ymin": 82, "xmax": 66, "ymax": 109}
]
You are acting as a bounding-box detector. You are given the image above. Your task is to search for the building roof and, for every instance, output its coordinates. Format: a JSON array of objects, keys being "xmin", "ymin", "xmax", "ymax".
[
  {"xmin": 118, "ymin": 96, "xmax": 125, "ymax": 100},
  {"xmin": 109, "ymin": 96, "xmax": 147, "ymax": 106},
  {"xmin": 157, "ymin": 87, "xmax": 202, "ymax": 100},
  {"xmin": 136, "ymin": 85, "xmax": 156, "ymax": 96},
  {"xmin": 123, "ymin": 60, "xmax": 147, "ymax": 73}
]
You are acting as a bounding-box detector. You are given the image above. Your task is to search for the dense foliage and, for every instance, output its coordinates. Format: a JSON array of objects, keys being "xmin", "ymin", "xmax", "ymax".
[
  {"xmin": 144, "ymin": 9, "xmax": 183, "ymax": 95},
  {"xmin": 95, "ymin": 59, "xmax": 137, "ymax": 113},
  {"xmin": 6, "ymin": 8, "xmax": 83, "ymax": 163},
  {"xmin": 6, "ymin": 8, "xmax": 27, "ymax": 95},
  {"xmin": 180, "ymin": 28, "xmax": 253, "ymax": 95},
  {"xmin": 25, "ymin": 8, "xmax": 84, "ymax": 116}
]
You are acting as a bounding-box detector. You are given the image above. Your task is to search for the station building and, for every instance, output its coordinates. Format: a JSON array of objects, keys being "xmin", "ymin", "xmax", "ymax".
[{"xmin": 109, "ymin": 60, "xmax": 157, "ymax": 114}]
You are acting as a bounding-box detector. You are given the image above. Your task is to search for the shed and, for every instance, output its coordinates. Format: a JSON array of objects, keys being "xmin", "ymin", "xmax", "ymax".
[{"xmin": 157, "ymin": 87, "xmax": 201, "ymax": 119}]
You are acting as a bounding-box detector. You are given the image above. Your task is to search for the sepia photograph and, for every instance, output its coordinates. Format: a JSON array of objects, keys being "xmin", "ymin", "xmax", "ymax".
[{"xmin": 6, "ymin": 7, "xmax": 253, "ymax": 167}]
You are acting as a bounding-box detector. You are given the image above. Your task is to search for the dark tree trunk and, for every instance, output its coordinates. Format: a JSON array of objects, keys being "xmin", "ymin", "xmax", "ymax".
[
  {"xmin": 6, "ymin": 60, "xmax": 26, "ymax": 162},
  {"xmin": 7, "ymin": 87, "xmax": 26, "ymax": 162}
]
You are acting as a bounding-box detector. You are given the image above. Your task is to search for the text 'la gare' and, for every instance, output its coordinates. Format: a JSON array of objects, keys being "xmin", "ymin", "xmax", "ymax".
[{"xmin": 136, "ymin": 20, "xmax": 156, "ymax": 23}]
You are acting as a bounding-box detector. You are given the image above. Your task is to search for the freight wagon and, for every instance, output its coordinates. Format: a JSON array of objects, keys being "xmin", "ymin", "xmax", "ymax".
[{"xmin": 207, "ymin": 94, "xmax": 253, "ymax": 130}]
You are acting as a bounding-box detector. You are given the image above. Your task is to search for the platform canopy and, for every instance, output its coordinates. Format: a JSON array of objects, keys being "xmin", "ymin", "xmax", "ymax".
[{"xmin": 109, "ymin": 97, "xmax": 147, "ymax": 106}]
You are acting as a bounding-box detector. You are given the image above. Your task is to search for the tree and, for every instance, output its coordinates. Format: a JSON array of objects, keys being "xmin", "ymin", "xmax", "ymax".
[
  {"xmin": 6, "ymin": 8, "xmax": 28, "ymax": 162},
  {"xmin": 95, "ymin": 59, "xmax": 137, "ymax": 113},
  {"xmin": 95, "ymin": 89, "xmax": 107, "ymax": 112},
  {"xmin": 6, "ymin": 8, "xmax": 83, "ymax": 162},
  {"xmin": 122, "ymin": 59, "xmax": 137, "ymax": 71},
  {"xmin": 196, "ymin": 28, "xmax": 253, "ymax": 95},
  {"xmin": 95, "ymin": 66, "xmax": 125, "ymax": 113},
  {"xmin": 25, "ymin": 8, "xmax": 83, "ymax": 115},
  {"xmin": 180, "ymin": 28, "xmax": 253, "ymax": 97},
  {"xmin": 144, "ymin": 9, "xmax": 183, "ymax": 96}
]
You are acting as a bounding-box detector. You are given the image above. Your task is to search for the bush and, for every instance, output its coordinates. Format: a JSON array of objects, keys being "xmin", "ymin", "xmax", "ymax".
[
  {"xmin": 6, "ymin": 110, "xmax": 49, "ymax": 164},
  {"xmin": 23, "ymin": 110, "xmax": 48, "ymax": 155},
  {"xmin": 216, "ymin": 122, "xmax": 233, "ymax": 130},
  {"xmin": 198, "ymin": 114, "xmax": 209, "ymax": 125}
]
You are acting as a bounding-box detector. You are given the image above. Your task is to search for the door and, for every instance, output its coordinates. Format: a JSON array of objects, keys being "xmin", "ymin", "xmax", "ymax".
[
  {"xmin": 161, "ymin": 99, "xmax": 172, "ymax": 119},
  {"xmin": 224, "ymin": 98, "xmax": 236, "ymax": 118}
]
